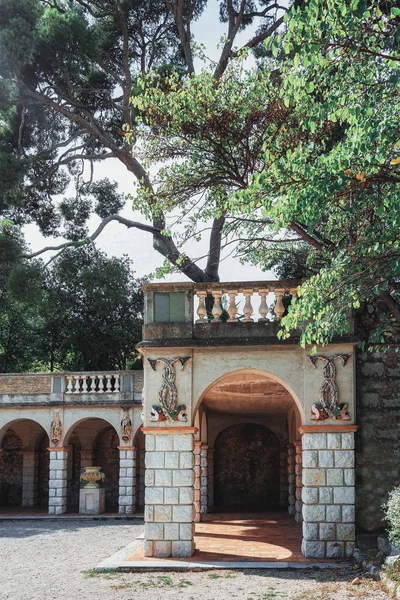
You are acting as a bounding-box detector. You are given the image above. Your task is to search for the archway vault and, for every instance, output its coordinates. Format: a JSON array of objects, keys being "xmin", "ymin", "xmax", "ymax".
[{"xmin": 193, "ymin": 368, "xmax": 304, "ymax": 426}]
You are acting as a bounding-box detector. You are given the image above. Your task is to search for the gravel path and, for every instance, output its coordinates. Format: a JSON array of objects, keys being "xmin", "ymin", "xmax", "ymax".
[{"xmin": 0, "ymin": 519, "xmax": 390, "ymax": 600}]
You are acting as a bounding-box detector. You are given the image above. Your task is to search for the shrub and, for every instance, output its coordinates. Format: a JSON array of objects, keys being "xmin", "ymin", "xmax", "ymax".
[{"xmin": 383, "ymin": 486, "xmax": 400, "ymax": 547}]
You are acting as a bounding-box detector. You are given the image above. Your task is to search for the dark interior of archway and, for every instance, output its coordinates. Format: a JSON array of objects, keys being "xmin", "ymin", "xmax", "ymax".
[
  {"xmin": 94, "ymin": 426, "xmax": 119, "ymax": 511},
  {"xmin": 37, "ymin": 432, "xmax": 50, "ymax": 509},
  {"xmin": 0, "ymin": 429, "xmax": 23, "ymax": 506},
  {"xmin": 67, "ymin": 433, "xmax": 82, "ymax": 510},
  {"xmin": 214, "ymin": 423, "xmax": 280, "ymax": 511}
]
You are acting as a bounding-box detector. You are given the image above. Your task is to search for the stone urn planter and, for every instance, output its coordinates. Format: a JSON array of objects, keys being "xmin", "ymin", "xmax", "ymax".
[{"xmin": 80, "ymin": 466, "xmax": 105, "ymax": 489}]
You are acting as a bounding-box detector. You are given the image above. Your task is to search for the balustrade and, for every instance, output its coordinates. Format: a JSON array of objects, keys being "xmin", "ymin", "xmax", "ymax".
[
  {"xmin": 64, "ymin": 373, "xmax": 120, "ymax": 394},
  {"xmin": 193, "ymin": 284, "xmax": 298, "ymax": 324}
]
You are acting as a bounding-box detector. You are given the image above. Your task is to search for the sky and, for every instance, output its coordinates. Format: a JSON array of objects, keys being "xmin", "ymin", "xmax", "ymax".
[{"xmin": 24, "ymin": 3, "xmax": 278, "ymax": 283}]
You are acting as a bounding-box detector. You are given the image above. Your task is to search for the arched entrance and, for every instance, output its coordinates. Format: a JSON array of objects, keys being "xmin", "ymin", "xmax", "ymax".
[
  {"xmin": 64, "ymin": 418, "xmax": 120, "ymax": 513},
  {"xmin": 214, "ymin": 423, "xmax": 280, "ymax": 510},
  {"xmin": 0, "ymin": 419, "xmax": 50, "ymax": 511},
  {"xmin": 194, "ymin": 369, "xmax": 302, "ymax": 521}
]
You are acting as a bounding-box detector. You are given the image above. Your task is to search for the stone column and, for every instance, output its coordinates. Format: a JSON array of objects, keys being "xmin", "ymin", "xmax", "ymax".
[
  {"xmin": 194, "ymin": 442, "xmax": 202, "ymax": 522},
  {"xmin": 80, "ymin": 449, "xmax": 94, "ymax": 469},
  {"xmin": 295, "ymin": 441, "xmax": 303, "ymax": 523},
  {"xmin": 287, "ymin": 443, "xmax": 296, "ymax": 515},
  {"xmin": 48, "ymin": 447, "xmax": 68, "ymax": 515},
  {"xmin": 301, "ymin": 426, "xmax": 357, "ymax": 559},
  {"xmin": 118, "ymin": 446, "xmax": 136, "ymax": 515},
  {"xmin": 22, "ymin": 451, "xmax": 38, "ymax": 507},
  {"xmin": 200, "ymin": 444, "xmax": 208, "ymax": 515},
  {"xmin": 279, "ymin": 448, "xmax": 288, "ymax": 508},
  {"xmin": 208, "ymin": 447, "xmax": 214, "ymax": 509},
  {"xmin": 144, "ymin": 428, "xmax": 196, "ymax": 558}
]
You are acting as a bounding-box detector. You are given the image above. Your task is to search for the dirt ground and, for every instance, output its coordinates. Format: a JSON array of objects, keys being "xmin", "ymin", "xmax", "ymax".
[{"xmin": 0, "ymin": 519, "xmax": 391, "ymax": 600}]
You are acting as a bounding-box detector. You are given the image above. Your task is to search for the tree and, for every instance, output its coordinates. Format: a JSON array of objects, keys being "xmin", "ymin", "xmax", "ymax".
[
  {"xmin": 0, "ymin": 0, "xmax": 289, "ymax": 282},
  {"xmin": 38, "ymin": 247, "xmax": 145, "ymax": 371},
  {"xmin": 247, "ymin": 0, "xmax": 400, "ymax": 349},
  {"xmin": 129, "ymin": 0, "xmax": 400, "ymax": 348},
  {"xmin": 0, "ymin": 227, "xmax": 145, "ymax": 371}
]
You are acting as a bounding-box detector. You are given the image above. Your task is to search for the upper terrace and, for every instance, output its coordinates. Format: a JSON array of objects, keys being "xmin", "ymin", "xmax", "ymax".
[
  {"xmin": 141, "ymin": 279, "xmax": 304, "ymax": 348},
  {"xmin": 140, "ymin": 279, "xmax": 356, "ymax": 348}
]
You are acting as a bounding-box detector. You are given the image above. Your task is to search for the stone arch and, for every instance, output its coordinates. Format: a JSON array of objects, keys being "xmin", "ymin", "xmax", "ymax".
[
  {"xmin": 0, "ymin": 417, "xmax": 49, "ymax": 449},
  {"xmin": 63, "ymin": 417, "xmax": 120, "ymax": 512},
  {"xmin": 0, "ymin": 419, "xmax": 49, "ymax": 509},
  {"xmin": 214, "ymin": 423, "xmax": 281, "ymax": 510},
  {"xmin": 192, "ymin": 367, "xmax": 304, "ymax": 424}
]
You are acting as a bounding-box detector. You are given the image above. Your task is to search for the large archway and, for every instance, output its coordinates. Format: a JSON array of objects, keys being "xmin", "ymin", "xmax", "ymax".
[
  {"xmin": 64, "ymin": 418, "xmax": 120, "ymax": 513},
  {"xmin": 214, "ymin": 423, "xmax": 280, "ymax": 510},
  {"xmin": 0, "ymin": 419, "xmax": 50, "ymax": 511},
  {"xmin": 194, "ymin": 369, "xmax": 302, "ymax": 520}
]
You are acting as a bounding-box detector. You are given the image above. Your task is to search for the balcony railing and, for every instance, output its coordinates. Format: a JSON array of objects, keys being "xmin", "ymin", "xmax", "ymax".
[
  {"xmin": 192, "ymin": 281, "xmax": 301, "ymax": 323},
  {"xmin": 64, "ymin": 373, "xmax": 120, "ymax": 394},
  {"xmin": 141, "ymin": 280, "xmax": 303, "ymax": 344}
]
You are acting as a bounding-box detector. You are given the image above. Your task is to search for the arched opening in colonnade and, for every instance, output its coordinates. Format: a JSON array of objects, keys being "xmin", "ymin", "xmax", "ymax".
[
  {"xmin": 194, "ymin": 369, "xmax": 302, "ymax": 519},
  {"xmin": 64, "ymin": 418, "xmax": 120, "ymax": 512},
  {"xmin": 0, "ymin": 419, "xmax": 49, "ymax": 511}
]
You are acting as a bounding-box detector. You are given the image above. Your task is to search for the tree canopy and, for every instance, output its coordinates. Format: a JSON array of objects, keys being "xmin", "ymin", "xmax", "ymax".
[
  {"xmin": 0, "ymin": 0, "xmax": 288, "ymax": 282},
  {"xmin": 130, "ymin": 0, "xmax": 400, "ymax": 348},
  {"xmin": 0, "ymin": 228, "xmax": 144, "ymax": 372}
]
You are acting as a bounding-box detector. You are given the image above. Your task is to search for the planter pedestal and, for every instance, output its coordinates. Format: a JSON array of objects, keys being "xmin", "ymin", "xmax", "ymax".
[{"xmin": 79, "ymin": 488, "xmax": 105, "ymax": 515}]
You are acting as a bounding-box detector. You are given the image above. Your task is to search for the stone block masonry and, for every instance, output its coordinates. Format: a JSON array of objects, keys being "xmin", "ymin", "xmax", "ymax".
[
  {"xmin": 301, "ymin": 427, "xmax": 357, "ymax": 559},
  {"xmin": 118, "ymin": 446, "xmax": 136, "ymax": 515},
  {"xmin": 48, "ymin": 448, "xmax": 68, "ymax": 515},
  {"xmin": 144, "ymin": 428, "xmax": 196, "ymax": 558}
]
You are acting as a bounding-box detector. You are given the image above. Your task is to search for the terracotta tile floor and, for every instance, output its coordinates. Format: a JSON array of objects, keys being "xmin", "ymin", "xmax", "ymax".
[{"xmin": 126, "ymin": 511, "xmax": 322, "ymax": 563}]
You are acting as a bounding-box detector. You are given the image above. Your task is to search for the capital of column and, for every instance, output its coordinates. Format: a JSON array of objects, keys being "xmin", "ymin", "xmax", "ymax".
[
  {"xmin": 299, "ymin": 425, "xmax": 358, "ymax": 435},
  {"xmin": 117, "ymin": 445, "xmax": 136, "ymax": 450},
  {"xmin": 47, "ymin": 446, "xmax": 70, "ymax": 452},
  {"xmin": 141, "ymin": 427, "xmax": 198, "ymax": 435}
]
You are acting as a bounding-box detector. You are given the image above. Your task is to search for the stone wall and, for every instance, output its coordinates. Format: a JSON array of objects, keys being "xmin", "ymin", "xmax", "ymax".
[
  {"xmin": 214, "ymin": 423, "xmax": 280, "ymax": 509},
  {"xmin": 144, "ymin": 431, "xmax": 195, "ymax": 558},
  {"xmin": 302, "ymin": 429, "xmax": 356, "ymax": 559},
  {"xmin": 94, "ymin": 427, "xmax": 119, "ymax": 511},
  {"xmin": 0, "ymin": 429, "xmax": 23, "ymax": 506},
  {"xmin": 0, "ymin": 374, "xmax": 51, "ymax": 395},
  {"xmin": 356, "ymin": 349, "xmax": 400, "ymax": 533}
]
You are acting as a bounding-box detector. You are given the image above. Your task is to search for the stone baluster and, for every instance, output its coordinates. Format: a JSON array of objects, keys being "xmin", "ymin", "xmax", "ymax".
[
  {"xmin": 65, "ymin": 376, "xmax": 74, "ymax": 393},
  {"xmin": 226, "ymin": 290, "xmax": 238, "ymax": 322},
  {"xmin": 105, "ymin": 374, "xmax": 113, "ymax": 393},
  {"xmin": 211, "ymin": 291, "xmax": 223, "ymax": 322},
  {"xmin": 89, "ymin": 375, "xmax": 96, "ymax": 393},
  {"xmin": 196, "ymin": 291, "xmax": 207, "ymax": 323},
  {"xmin": 200, "ymin": 444, "xmax": 208, "ymax": 514},
  {"xmin": 290, "ymin": 287, "xmax": 298, "ymax": 301},
  {"xmin": 274, "ymin": 289, "xmax": 285, "ymax": 321},
  {"xmin": 258, "ymin": 288, "xmax": 270, "ymax": 322},
  {"xmin": 193, "ymin": 441, "xmax": 202, "ymax": 522},
  {"xmin": 295, "ymin": 441, "xmax": 303, "ymax": 523},
  {"xmin": 114, "ymin": 374, "xmax": 120, "ymax": 392},
  {"xmin": 287, "ymin": 443, "xmax": 296, "ymax": 515},
  {"xmin": 84, "ymin": 375, "xmax": 91, "ymax": 393},
  {"xmin": 242, "ymin": 289, "xmax": 254, "ymax": 322},
  {"xmin": 73, "ymin": 376, "xmax": 80, "ymax": 393}
]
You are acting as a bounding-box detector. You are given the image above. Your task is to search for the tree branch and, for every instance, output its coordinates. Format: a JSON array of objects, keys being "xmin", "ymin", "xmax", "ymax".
[{"xmin": 379, "ymin": 291, "xmax": 400, "ymax": 324}]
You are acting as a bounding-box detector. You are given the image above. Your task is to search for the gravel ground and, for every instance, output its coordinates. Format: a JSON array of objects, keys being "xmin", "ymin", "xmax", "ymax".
[{"xmin": 0, "ymin": 519, "xmax": 391, "ymax": 600}]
